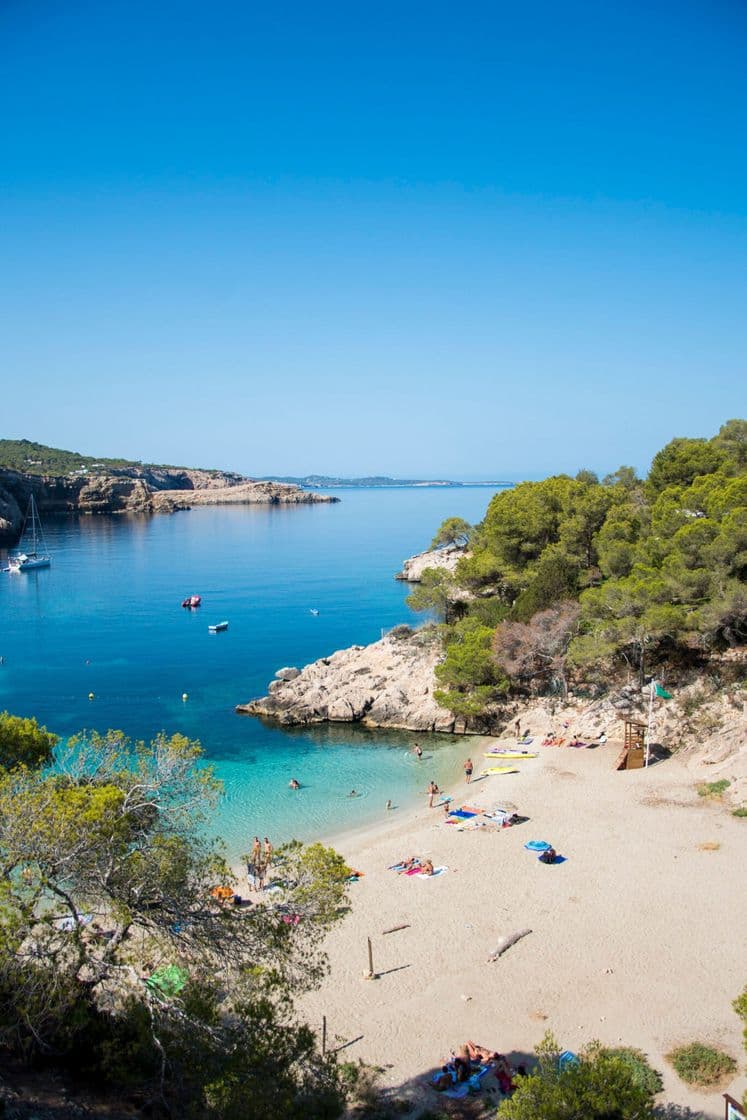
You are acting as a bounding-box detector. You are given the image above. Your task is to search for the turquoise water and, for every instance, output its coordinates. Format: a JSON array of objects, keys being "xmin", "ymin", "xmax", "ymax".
[{"xmin": 0, "ymin": 488, "xmax": 498, "ymax": 858}]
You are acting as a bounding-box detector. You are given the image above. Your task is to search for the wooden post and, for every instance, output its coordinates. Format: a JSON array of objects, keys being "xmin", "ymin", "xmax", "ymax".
[
  {"xmin": 367, "ymin": 936, "xmax": 374, "ymax": 977},
  {"xmin": 321, "ymin": 1014, "xmax": 327, "ymax": 1055}
]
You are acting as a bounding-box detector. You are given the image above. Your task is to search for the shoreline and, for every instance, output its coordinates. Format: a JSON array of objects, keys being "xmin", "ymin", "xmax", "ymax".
[{"xmin": 237, "ymin": 735, "xmax": 745, "ymax": 1119}]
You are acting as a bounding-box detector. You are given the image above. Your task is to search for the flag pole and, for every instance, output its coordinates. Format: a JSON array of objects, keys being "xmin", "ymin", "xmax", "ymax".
[{"xmin": 645, "ymin": 679, "xmax": 655, "ymax": 767}]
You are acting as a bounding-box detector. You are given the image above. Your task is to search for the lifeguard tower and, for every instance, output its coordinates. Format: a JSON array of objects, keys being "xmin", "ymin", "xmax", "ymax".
[{"xmin": 615, "ymin": 719, "xmax": 646, "ymax": 770}]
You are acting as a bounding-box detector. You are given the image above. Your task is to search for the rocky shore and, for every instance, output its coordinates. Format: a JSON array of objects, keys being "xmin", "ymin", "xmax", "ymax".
[
  {"xmin": 237, "ymin": 626, "xmax": 468, "ymax": 733},
  {"xmin": 0, "ymin": 466, "xmax": 337, "ymax": 544},
  {"xmin": 394, "ymin": 543, "xmax": 466, "ymax": 581}
]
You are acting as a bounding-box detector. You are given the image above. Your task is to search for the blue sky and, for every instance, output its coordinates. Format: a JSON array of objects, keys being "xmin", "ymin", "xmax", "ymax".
[{"xmin": 1, "ymin": 1, "xmax": 745, "ymax": 479}]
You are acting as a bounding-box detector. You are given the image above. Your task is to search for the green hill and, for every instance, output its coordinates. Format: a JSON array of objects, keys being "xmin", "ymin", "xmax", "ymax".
[{"xmin": 0, "ymin": 439, "xmax": 182, "ymax": 476}]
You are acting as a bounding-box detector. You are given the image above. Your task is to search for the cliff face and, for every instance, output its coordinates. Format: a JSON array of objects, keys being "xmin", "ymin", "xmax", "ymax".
[
  {"xmin": 237, "ymin": 627, "xmax": 468, "ymax": 733},
  {"xmin": 0, "ymin": 467, "xmax": 337, "ymax": 545}
]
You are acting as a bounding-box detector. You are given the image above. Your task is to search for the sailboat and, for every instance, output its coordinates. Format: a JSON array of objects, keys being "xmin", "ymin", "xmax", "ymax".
[{"xmin": 8, "ymin": 495, "xmax": 51, "ymax": 572}]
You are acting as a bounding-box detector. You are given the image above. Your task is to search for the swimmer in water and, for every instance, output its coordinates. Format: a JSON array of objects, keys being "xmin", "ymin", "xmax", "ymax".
[
  {"xmin": 349, "ymin": 789, "xmax": 358, "ymax": 798},
  {"xmin": 289, "ymin": 778, "xmax": 301, "ymax": 790},
  {"xmin": 386, "ymin": 799, "xmax": 393, "ymax": 811}
]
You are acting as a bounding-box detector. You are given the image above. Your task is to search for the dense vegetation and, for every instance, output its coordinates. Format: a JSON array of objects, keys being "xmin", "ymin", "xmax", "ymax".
[
  {"xmin": 408, "ymin": 420, "xmax": 746, "ymax": 724},
  {"xmin": 0, "ymin": 438, "xmax": 209, "ymax": 476},
  {"xmin": 0, "ymin": 719, "xmax": 352, "ymax": 1117},
  {"xmin": 497, "ymin": 1033, "xmax": 663, "ymax": 1119}
]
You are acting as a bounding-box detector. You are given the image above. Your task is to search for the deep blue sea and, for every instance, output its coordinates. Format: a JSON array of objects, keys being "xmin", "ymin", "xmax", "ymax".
[{"xmin": 0, "ymin": 487, "xmax": 499, "ymax": 859}]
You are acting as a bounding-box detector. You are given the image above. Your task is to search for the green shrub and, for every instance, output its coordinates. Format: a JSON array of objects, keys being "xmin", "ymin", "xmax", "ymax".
[
  {"xmin": 696, "ymin": 779, "xmax": 731, "ymax": 799},
  {"xmin": 597, "ymin": 1046, "xmax": 663, "ymax": 1094},
  {"xmin": 732, "ymin": 806, "xmax": 747, "ymax": 818},
  {"xmin": 666, "ymin": 1042, "xmax": 736, "ymax": 1086}
]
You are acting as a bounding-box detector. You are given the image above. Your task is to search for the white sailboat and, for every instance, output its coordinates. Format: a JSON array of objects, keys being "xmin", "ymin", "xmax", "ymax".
[{"xmin": 8, "ymin": 495, "xmax": 51, "ymax": 572}]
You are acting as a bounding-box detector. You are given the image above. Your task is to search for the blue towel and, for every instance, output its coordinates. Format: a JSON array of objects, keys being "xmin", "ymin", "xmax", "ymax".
[{"xmin": 449, "ymin": 809, "xmax": 477, "ymax": 820}]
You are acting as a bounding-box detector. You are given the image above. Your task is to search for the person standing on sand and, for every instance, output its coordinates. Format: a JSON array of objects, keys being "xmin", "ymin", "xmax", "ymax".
[
  {"xmin": 251, "ymin": 836, "xmax": 261, "ymax": 866},
  {"xmin": 464, "ymin": 758, "xmax": 473, "ymax": 783},
  {"xmin": 514, "ymin": 720, "xmax": 521, "ymax": 739},
  {"xmin": 263, "ymin": 837, "xmax": 273, "ymax": 867},
  {"xmin": 427, "ymin": 781, "xmax": 440, "ymax": 808}
]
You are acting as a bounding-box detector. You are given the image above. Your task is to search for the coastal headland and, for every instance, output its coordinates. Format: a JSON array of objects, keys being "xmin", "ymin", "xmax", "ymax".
[
  {"xmin": 0, "ymin": 445, "xmax": 337, "ymax": 545},
  {"xmin": 237, "ymin": 627, "xmax": 466, "ymax": 733}
]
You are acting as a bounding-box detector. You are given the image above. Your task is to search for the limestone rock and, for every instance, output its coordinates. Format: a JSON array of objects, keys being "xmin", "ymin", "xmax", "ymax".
[
  {"xmin": 275, "ymin": 667, "xmax": 301, "ymax": 681},
  {"xmin": 395, "ymin": 544, "xmax": 467, "ymax": 582},
  {"xmin": 237, "ymin": 628, "xmax": 465, "ymax": 733}
]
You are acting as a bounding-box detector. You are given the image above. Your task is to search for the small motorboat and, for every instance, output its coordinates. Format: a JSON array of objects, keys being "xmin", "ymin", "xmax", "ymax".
[
  {"xmin": 182, "ymin": 595, "xmax": 202, "ymax": 608},
  {"xmin": 309, "ymin": 608, "xmax": 319, "ymax": 616},
  {"xmin": 208, "ymin": 621, "xmax": 229, "ymax": 633}
]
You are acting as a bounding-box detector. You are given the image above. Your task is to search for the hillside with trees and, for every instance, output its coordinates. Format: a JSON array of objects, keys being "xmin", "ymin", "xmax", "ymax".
[
  {"xmin": 0, "ymin": 438, "xmax": 226, "ymax": 477},
  {"xmin": 0, "ymin": 714, "xmax": 353, "ymax": 1118},
  {"xmin": 408, "ymin": 420, "xmax": 746, "ymax": 725}
]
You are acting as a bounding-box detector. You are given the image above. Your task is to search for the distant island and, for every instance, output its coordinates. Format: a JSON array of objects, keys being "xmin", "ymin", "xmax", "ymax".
[{"xmin": 258, "ymin": 474, "xmax": 511, "ymax": 488}]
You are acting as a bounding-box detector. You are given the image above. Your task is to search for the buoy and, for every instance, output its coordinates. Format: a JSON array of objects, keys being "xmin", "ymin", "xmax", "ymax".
[
  {"xmin": 182, "ymin": 693, "xmax": 189, "ymax": 702},
  {"xmin": 88, "ymin": 692, "xmax": 95, "ymax": 700}
]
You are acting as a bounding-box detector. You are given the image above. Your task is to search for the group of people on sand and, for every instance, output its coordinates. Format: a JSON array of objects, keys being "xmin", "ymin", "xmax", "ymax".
[
  {"xmin": 433, "ymin": 1041, "xmax": 523, "ymax": 1095},
  {"xmin": 247, "ymin": 835, "xmax": 273, "ymax": 891},
  {"xmin": 394, "ymin": 855, "xmax": 435, "ymax": 876}
]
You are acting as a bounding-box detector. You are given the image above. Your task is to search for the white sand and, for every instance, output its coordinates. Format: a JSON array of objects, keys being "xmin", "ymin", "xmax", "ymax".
[{"xmin": 279, "ymin": 740, "xmax": 747, "ymax": 1117}]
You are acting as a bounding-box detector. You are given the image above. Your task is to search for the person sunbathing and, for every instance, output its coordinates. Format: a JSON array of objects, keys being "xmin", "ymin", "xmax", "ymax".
[
  {"xmin": 465, "ymin": 1040, "xmax": 500, "ymax": 1062},
  {"xmin": 396, "ymin": 856, "xmax": 420, "ymax": 872},
  {"xmin": 420, "ymin": 859, "xmax": 435, "ymax": 876}
]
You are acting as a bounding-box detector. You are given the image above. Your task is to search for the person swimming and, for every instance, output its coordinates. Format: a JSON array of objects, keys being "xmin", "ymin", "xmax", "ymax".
[{"xmin": 289, "ymin": 778, "xmax": 301, "ymax": 790}]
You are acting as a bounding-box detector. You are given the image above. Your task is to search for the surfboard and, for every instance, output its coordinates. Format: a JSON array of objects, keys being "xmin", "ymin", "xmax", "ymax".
[{"xmin": 484, "ymin": 766, "xmax": 520, "ymax": 775}]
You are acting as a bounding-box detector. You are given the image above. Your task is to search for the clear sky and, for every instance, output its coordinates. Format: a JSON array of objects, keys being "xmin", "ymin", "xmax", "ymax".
[{"xmin": 1, "ymin": 1, "xmax": 745, "ymax": 480}]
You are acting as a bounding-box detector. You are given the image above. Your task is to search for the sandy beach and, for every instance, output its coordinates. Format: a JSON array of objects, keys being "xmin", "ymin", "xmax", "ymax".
[{"xmin": 257, "ymin": 736, "xmax": 747, "ymax": 1117}]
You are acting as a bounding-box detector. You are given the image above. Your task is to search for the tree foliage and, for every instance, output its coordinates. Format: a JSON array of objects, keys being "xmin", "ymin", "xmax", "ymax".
[
  {"xmin": 0, "ymin": 710, "xmax": 58, "ymax": 771},
  {"xmin": 430, "ymin": 516, "xmax": 472, "ymax": 549},
  {"xmin": 0, "ymin": 728, "xmax": 351, "ymax": 1117},
  {"xmin": 497, "ymin": 1033, "xmax": 659, "ymax": 1120},
  {"xmin": 407, "ymin": 420, "xmax": 746, "ymax": 720}
]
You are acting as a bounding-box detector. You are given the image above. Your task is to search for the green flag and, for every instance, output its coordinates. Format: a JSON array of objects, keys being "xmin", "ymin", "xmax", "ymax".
[{"xmin": 654, "ymin": 683, "xmax": 672, "ymax": 699}]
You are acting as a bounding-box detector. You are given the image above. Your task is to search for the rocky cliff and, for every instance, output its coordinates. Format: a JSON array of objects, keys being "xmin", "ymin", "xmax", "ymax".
[
  {"xmin": 237, "ymin": 626, "xmax": 467, "ymax": 733},
  {"xmin": 0, "ymin": 467, "xmax": 337, "ymax": 545},
  {"xmin": 395, "ymin": 543, "xmax": 467, "ymax": 581}
]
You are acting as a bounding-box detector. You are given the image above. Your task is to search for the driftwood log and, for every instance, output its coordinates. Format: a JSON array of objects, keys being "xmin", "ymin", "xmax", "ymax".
[{"xmin": 487, "ymin": 927, "xmax": 532, "ymax": 962}]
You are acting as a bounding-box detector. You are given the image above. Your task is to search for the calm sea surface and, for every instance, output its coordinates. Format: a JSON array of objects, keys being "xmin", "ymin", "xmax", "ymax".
[{"xmin": 0, "ymin": 487, "xmax": 500, "ymax": 859}]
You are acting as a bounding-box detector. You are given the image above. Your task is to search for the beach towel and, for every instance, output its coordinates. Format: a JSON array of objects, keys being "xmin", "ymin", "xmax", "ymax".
[
  {"xmin": 448, "ymin": 809, "xmax": 476, "ymax": 820},
  {"xmin": 524, "ymin": 840, "xmax": 551, "ymax": 851},
  {"xmin": 415, "ymin": 866, "xmax": 448, "ymax": 878},
  {"xmin": 538, "ymin": 853, "xmax": 566, "ymax": 864},
  {"xmin": 517, "ymin": 737, "xmax": 534, "ymax": 745}
]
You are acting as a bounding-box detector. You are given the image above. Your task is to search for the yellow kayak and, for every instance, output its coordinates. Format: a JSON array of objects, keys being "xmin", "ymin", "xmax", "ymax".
[
  {"xmin": 484, "ymin": 766, "xmax": 520, "ymax": 775},
  {"xmin": 484, "ymin": 751, "xmax": 538, "ymax": 759}
]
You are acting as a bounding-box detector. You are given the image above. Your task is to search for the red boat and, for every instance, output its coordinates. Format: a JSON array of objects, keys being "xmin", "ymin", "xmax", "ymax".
[{"xmin": 181, "ymin": 595, "xmax": 202, "ymax": 608}]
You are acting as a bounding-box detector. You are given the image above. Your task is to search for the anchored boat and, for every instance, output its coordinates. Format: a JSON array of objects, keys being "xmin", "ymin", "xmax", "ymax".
[{"xmin": 7, "ymin": 496, "xmax": 51, "ymax": 572}]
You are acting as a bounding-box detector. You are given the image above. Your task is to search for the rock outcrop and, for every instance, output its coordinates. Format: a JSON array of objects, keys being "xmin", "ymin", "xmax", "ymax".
[
  {"xmin": 237, "ymin": 627, "xmax": 467, "ymax": 733},
  {"xmin": 395, "ymin": 544, "xmax": 467, "ymax": 582}
]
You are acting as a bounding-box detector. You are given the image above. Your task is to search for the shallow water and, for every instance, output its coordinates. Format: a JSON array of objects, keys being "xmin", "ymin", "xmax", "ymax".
[{"xmin": 0, "ymin": 487, "xmax": 500, "ymax": 858}]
